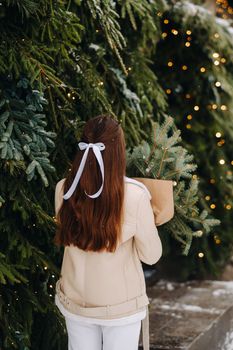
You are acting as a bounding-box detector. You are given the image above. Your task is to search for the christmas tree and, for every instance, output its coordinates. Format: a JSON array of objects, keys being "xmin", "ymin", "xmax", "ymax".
[
  {"xmin": 153, "ymin": 0, "xmax": 233, "ymax": 279},
  {"xmin": 0, "ymin": 0, "xmax": 229, "ymax": 348}
]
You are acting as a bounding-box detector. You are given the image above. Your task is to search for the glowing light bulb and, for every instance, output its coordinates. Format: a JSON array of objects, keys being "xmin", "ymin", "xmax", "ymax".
[
  {"xmin": 198, "ymin": 252, "xmax": 204, "ymax": 258},
  {"xmin": 219, "ymin": 159, "xmax": 225, "ymax": 165},
  {"xmin": 171, "ymin": 29, "xmax": 178, "ymax": 35},
  {"xmin": 215, "ymin": 132, "xmax": 222, "ymax": 138}
]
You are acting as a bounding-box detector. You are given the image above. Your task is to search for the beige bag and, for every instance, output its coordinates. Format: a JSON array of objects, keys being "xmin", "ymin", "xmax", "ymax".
[{"xmin": 133, "ymin": 177, "xmax": 174, "ymax": 226}]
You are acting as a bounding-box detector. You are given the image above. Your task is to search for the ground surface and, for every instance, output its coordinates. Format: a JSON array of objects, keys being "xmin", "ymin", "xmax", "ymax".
[{"xmin": 139, "ymin": 257, "xmax": 233, "ymax": 350}]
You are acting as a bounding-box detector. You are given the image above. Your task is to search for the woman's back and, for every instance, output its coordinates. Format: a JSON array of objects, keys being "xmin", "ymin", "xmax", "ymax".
[{"xmin": 56, "ymin": 176, "xmax": 162, "ymax": 316}]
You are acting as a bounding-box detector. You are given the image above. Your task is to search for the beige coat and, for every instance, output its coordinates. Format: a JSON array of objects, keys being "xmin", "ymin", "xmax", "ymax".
[{"xmin": 54, "ymin": 176, "xmax": 163, "ymax": 349}]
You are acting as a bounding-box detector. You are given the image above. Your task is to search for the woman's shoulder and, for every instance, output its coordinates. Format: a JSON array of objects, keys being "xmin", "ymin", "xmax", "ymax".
[
  {"xmin": 56, "ymin": 178, "xmax": 66, "ymax": 187},
  {"xmin": 55, "ymin": 178, "xmax": 66, "ymax": 195},
  {"xmin": 124, "ymin": 176, "xmax": 151, "ymax": 200}
]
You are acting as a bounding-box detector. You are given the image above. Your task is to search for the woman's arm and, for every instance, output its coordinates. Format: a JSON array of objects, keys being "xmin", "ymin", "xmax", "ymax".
[{"xmin": 134, "ymin": 191, "xmax": 163, "ymax": 266}]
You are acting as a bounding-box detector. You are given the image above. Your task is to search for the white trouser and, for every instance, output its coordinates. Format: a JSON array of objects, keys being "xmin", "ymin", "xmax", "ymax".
[{"xmin": 65, "ymin": 317, "xmax": 142, "ymax": 350}]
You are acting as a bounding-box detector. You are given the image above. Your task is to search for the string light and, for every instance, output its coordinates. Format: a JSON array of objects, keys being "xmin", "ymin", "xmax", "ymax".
[
  {"xmin": 221, "ymin": 57, "xmax": 226, "ymax": 63},
  {"xmin": 225, "ymin": 204, "xmax": 232, "ymax": 210},
  {"xmin": 214, "ymin": 33, "xmax": 220, "ymax": 38},
  {"xmin": 171, "ymin": 29, "xmax": 178, "ymax": 35},
  {"xmin": 196, "ymin": 230, "xmax": 203, "ymax": 237},
  {"xmin": 216, "ymin": 0, "xmax": 233, "ymax": 19},
  {"xmin": 182, "ymin": 65, "xmax": 188, "ymax": 70},
  {"xmin": 205, "ymin": 195, "xmax": 211, "ymax": 201},
  {"xmin": 185, "ymin": 94, "xmax": 191, "ymax": 99},
  {"xmin": 185, "ymin": 42, "xmax": 191, "ymax": 47},
  {"xmin": 200, "ymin": 67, "xmax": 206, "ymax": 72},
  {"xmin": 164, "ymin": 19, "xmax": 169, "ymax": 24},
  {"xmin": 210, "ymin": 203, "xmax": 216, "ymax": 209},
  {"xmin": 210, "ymin": 178, "xmax": 215, "ymax": 184},
  {"xmin": 212, "ymin": 104, "xmax": 218, "ymax": 109},
  {"xmin": 166, "ymin": 89, "xmax": 172, "ymax": 94},
  {"xmin": 198, "ymin": 252, "xmax": 204, "ymax": 258},
  {"xmin": 187, "ymin": 114, "xmax": 192, "ymax": 120},
  {"xmin": 186, "ymin": 124, "xmax": 192, "ymax": 129},
  {"xmin": 167, "ymin": 61, "xmax": 173, "ymax": 67},
  {"xmin": 215, "ymin": 132, "xmax": 222, "ymax": 138},
  {"xmin": 213, "ymin": 52, "xmax": 220, "ymax": 58},
  {"xmin": 194, "ymin": 105, "xmax": 199, "ymax": 111},
  {"xmin": 219, "ymin": 159, "xmax": 225, "ymax": 164},
  {"xmin": 220, "ymin": 105, "xmax": 227, "ymax": 110},
  {"xmin": 217, "ymin": 139, "xmax": 225, "ymax": 146},
  {"xmin": 186, "ymin": 30, "xmax": 192, "ymax": 35},
  {"xmin": 214, "ymin": 60, "xmax": 220, "ymax": 66},
  {"xmin": 162, "ymin": 32, "xmax": 168, "ymax": 38},
  {"xmin": 215, "ymin": 81, "xmax": 221, "ymax": 87}
]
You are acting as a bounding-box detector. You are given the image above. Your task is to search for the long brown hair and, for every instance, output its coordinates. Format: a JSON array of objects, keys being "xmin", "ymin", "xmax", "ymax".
[{"xmin": 54, "ymin": 115, "xmax": 126, "ymax": 252}]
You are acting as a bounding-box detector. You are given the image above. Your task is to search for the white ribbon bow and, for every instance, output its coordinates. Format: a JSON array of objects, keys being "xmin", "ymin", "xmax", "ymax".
[{"xmin": 63, "ymin": 142, "xmax": 105, "ymax": 200}]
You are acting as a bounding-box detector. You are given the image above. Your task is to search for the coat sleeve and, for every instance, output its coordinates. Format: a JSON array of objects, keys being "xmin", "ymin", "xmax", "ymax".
[
  {"xmin": 54, "ymin": 178, "xmax": 65, "ymax": 217},
  {"xmin": 134, "ymin": 190, "xmax": 163, "ymax": 265}
]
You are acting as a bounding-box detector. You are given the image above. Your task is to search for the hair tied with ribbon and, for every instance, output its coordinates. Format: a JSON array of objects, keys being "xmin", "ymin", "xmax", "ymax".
[{"xmin": 63, "ymin": 142, "xmax": 105, "ymax": 200}]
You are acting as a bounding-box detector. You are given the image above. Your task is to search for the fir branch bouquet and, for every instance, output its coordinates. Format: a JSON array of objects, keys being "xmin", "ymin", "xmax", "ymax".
[{"xmin": 126, "ymin": 115, "xmax": 220, "ymax": 255}]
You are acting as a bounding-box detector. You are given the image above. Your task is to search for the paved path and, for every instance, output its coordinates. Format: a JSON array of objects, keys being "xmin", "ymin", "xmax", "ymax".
[{"xmin": 139, "ymin": 280, "xmax": 233, "ymax": 350}]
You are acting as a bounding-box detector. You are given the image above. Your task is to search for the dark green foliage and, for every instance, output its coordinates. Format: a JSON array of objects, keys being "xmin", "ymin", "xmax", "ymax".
[{"xmin": 154, "ymin": 1, "xmax": 233, "ymax": 279}]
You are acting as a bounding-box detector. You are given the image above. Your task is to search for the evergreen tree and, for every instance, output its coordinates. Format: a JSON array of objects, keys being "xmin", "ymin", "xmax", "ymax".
[{"xmin": 153, "ymin": 0, "xmax": 233, "ymax": 279}]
